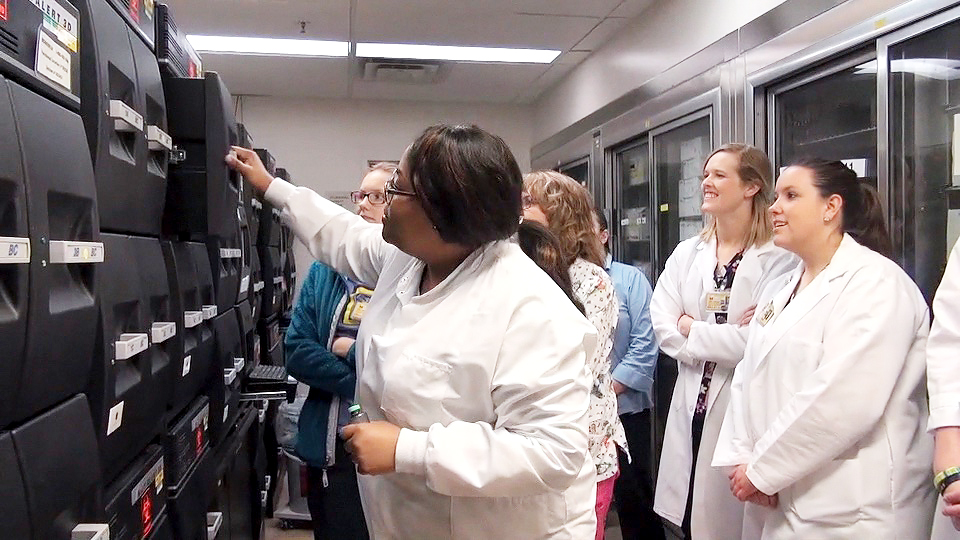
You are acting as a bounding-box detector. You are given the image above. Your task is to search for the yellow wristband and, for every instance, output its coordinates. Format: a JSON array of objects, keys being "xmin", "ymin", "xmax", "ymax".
[{"xmin": 935, "ymin": 466, "xmax": 960, "ymax": 494}]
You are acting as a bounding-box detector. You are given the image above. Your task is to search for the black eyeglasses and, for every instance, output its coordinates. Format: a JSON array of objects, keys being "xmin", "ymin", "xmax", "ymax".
[
  {"xmin": 384, "ymin": 169, "xmax": 417, "ymax": 204},
  {"xmin": 350, "ymin": 190, "xmax": 387, "ymax": 205}
]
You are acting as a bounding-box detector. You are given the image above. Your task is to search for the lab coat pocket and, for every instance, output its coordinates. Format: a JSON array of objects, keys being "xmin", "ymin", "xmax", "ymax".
[
  {"xmin": 450, "ymin": 492, "xmax": 565, "ymax": 539},
  {"xmin": 788, "ymin": 456, "xmax": 861, "ymax": 527},
  {"xmin": 380, "ymin": 353, "xmax": 455, "ymax": 429}
]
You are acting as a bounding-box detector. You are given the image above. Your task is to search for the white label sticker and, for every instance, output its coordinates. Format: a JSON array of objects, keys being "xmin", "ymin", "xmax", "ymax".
[
  {"xmin": 35, "ymin": 28, "xmax": 71, "ymax": 91},
  {"xmin": 253, "ymin": 281, "xmax": 264, "ymax": 292},
  {"xmin": 840, "ymin": 158, "xmax": 867, "ymax": 178},
  {"xmin": 107, "ymin": 401, "xmax": 124, "ymax": 435},
  {"xmin": 202, "ymin": 305, "xmax": 217, "ymax": 320},
  {"xmin": 223, "ymin": 405, "xmax": 229, "ymax": 423},
  {"xmin": 191, "ymin": 404, "xmax": 210, "ymax": 430},
  {"xmin": 0, "ymin": 236, "xmax": 30, "ymax": 264},
  {"xmin": 182, "ymin": 355, "xmax": 191, "ymax": 377},
  {"xmin": 240, "ymin": 275, "xmax": 250, "ymax": 293},
  {"xmin": 30, "ymin": 0, "xmax": 79, "ymax": 52},
  {"xmin": 48, "ymin": 240, "xmax": 104, "ymax": 263}
]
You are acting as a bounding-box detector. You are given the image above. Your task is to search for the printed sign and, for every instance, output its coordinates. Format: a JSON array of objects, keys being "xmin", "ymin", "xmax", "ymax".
[{"xmin": 35, "ymin": 28, "xmax": 71, "ymax": 91}]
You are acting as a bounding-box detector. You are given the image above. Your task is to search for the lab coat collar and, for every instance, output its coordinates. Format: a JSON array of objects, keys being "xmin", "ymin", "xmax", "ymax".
[
  {"xmin": 753, "ymin": 234, "xmax": 859, "ymax": 367},
  {"xmin": 394, "ymin": 240, "xmax": 505, "ymax": 305}
]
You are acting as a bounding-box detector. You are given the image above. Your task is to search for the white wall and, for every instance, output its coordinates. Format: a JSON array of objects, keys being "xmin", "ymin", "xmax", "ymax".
[
  {"xmin": 532, "ymin": 0, "xmax": 789, "ymax": 144},
  {"xmin": 235, "ymin": 96, "xmax": 533, "ymax": 297}
]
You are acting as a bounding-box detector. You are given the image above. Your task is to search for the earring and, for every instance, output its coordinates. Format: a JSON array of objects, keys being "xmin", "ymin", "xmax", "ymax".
[{"xmin": 823, "ymin": 215, "xmax": 830, "ymax": 222}]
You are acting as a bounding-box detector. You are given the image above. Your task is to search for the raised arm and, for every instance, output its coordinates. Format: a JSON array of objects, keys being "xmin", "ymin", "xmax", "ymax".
[{"xmin": 227, "ymin": 146, "xmax": 393, "ymax": 285}]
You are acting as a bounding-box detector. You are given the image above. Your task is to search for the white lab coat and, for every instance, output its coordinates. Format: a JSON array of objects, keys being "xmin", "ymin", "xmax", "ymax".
[
  {"xmin": 264, "ymin": 178, "xmax": 599, "ymax": 539},
  {"xmin": 714, "ymin": 234, "xmax": 935, "ymax": 539},
  {"xmin": 651, "ymin": 236, "xmax": 795, "ymax": 539},
  {"xmin": 927, "ymin": 238, "xmax": 960, "ymax": 540}
]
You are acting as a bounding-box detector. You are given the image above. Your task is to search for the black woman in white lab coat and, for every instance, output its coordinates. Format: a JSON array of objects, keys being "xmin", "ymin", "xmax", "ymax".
[{"xmin": 714, "ymin": 158, "xmax": 935, "ymax": 539}]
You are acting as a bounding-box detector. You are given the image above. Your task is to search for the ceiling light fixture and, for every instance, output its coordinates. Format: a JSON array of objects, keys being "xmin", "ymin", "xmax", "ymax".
[
  {"xmin": 187, "ymin": 35, "xmax": 349, "ymax": 57},
  {"xmin": 355, "ymin": 42, "xmax": 560, "ymax": 64}
]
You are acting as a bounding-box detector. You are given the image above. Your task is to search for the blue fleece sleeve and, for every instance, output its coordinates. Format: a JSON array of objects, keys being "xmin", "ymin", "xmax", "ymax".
[{"xmin": 284, "ymin": 263, "xmax": 356, "ymax": 398}]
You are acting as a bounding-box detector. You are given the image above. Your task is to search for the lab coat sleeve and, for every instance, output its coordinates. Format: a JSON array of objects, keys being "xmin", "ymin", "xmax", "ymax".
[
  {"xmin": 745, "ymin": 268, "xmax": 925, "ymax": 496},
  {"xmin": 264, "ymin": 178, "xmax": 393, "ymax": 285},
  {"xmin": 685, "ymin": 249, "xmax": 797, "ymax": 369},
  {"xmin": 611, "ymin": 272, "xmax": 657, "ymax": 397},
  {"xmin": 928, "ymin": 238, "xmax": 960, "ymax": 431},
  {"xmin": 712, "ymin": 341, "xmax": 756, "ymax": 467},
  {"xmin": 393, "ymin": 298, "xmax": 594, "ymax": 497},
  {"xmin": 650, "ymin": 246, "xmax": 699, "ymax": 366}
]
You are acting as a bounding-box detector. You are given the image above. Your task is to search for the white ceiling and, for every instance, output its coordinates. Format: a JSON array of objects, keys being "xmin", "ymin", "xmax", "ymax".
[{"xmin": 164, "ymin": 0, "xmax": 656, "ymax": 104}]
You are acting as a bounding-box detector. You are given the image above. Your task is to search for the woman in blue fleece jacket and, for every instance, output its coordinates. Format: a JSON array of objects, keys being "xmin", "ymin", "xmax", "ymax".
[{"xmin": 284, "ymin": 163, "xmax": 394, "ymax": 539}]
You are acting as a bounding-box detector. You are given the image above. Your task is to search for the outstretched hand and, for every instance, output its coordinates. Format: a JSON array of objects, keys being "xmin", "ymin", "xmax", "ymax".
[{"xmin": 225, "ymin": 146, "xmax": 273, "ymax": 194}]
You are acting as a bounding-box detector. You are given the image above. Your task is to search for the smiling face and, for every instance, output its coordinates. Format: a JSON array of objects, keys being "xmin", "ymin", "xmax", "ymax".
[
  {"xmin": 769, "ymin": 165, "xmax": 841, "ymax": 255},
  {"xmin": 700, "ymin": 150, "xmax": 759, "ymax": 218}
]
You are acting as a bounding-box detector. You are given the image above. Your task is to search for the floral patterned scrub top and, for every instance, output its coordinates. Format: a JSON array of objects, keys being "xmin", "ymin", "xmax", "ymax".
[{"xmin": 570, "ymin": 258, "xmax": 628, "ymax": 481}]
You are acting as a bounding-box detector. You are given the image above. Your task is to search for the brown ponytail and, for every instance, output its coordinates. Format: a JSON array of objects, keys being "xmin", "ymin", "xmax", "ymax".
[{"xmin": 790, "ymin": 157, "xmax": 892, "ymax": 257}]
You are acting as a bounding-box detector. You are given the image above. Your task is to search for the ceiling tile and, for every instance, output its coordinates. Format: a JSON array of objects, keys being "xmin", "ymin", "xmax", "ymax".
[
  {"xmin": 165, "ymin": 0, "xmax": 351, "ymax": 39},
  {"xmin": 202, "ymin": 54, "xmax": 351, "ymax": 98},
  {"xmin": 608, "ymin": 0, "xmax": 658, "ymax": 19},
  {"xmin": 354, "ymin": 4, "xmax": 598, "ymax": 50},
  {"xmin": 572, "ymin": 17, "xmax": 629, "ymax": 52},
  {"xmin": 350, "ymin": 62, "xmax": 550, "ymax": 104}
]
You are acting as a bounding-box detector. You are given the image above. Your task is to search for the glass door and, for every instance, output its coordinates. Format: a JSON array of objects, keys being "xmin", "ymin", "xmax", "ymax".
[
  {"xmin": 653, "ymin": 113, "xmax": 712, "ymax": 272},
  {"xmin": 558, "ymin": 158, "xmax": 589, "ymax": 186},
  {"xmin": 887, "ymin": 12, "xmax": 960, "ymax": 302},
  {"xmin": 613, "ymin": 140, "xmax": 654, "ymax": 282},
  {"xmin": 769, "ymin": 51, "xmax": 878, "ymax": 186}
]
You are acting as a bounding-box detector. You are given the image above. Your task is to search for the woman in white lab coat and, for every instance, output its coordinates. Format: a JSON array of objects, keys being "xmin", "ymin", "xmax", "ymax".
[
  {"xmin": 651, "ymin": 144, "xmax": 795, "ymax": 540},
  {"xmin": 713, "ymin": 158, "xmax": 935, "ymax": 539},
  {"xmin": 226, "ymin": 124, "xmax": 599, "ymax": 539},
  {"xmin": 927, "ymin": 237, "xmax": 960, "ymax": 539}
]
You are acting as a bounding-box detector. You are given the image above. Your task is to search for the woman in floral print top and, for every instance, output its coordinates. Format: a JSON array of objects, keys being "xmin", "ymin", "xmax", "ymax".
[{"xmin": 523, "ymin": 170, "xmax": 627, "ymax": 540}]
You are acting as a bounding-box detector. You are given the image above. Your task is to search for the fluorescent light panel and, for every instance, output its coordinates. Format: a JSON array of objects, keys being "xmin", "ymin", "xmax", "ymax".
[
  {"xmin": 187, "ymin": 35, "xmax": 349, "ymax": 57},
  {"xmin": 355, "ymin": 42, "xmax": 560, "ymax": 64}
]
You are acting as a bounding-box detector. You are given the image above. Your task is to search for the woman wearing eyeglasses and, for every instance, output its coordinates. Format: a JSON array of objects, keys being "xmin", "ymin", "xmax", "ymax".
[
  {"xmin": 521, "ymin": 170, "xmax": 625, "ymax": 540},
  {"xmin": 284, "ymin": 162, "xmax": 393, "ymax": 539},
  {"xmin": 227, "ymin": 124, "xmax": 599, "ymax": 539}
]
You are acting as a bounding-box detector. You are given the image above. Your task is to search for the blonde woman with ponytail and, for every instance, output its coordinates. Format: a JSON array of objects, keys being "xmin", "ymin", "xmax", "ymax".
[{"xmin": 651, "ymin": 144, "xmax": 795, "ymax": 540}]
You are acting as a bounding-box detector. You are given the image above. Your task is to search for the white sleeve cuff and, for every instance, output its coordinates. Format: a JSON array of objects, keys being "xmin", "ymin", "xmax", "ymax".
[
  {"xmin": 928, "ymin": 395, "xmax": 960, "ymax": 431},
  {"xmin": 394, "ymin": 428, "xmax": 429, "ymax": 476},
  {"xmin": 264, "ymin": 176, "xmax": 295, "ymax": 207}
]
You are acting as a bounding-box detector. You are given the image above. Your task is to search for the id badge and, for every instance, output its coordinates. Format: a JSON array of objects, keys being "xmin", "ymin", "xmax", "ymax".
[
  {"xmin": 757, "ymin": 301, "xmax": 775, "ymax": 327},
  {"xmin": 705, "ymin": 291, "xmax": 730, "ymax": 313}
]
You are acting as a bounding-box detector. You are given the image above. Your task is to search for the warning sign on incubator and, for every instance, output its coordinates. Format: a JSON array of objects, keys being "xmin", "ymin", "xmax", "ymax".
[{"xmin": 35, "ymin": 28, "xmax": 71, "ymax": 91}]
